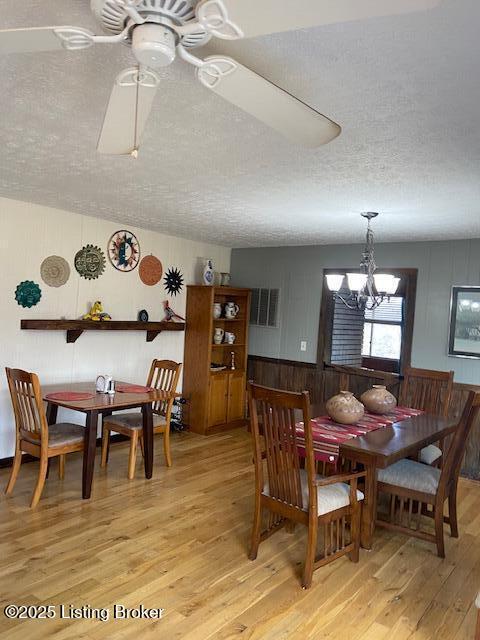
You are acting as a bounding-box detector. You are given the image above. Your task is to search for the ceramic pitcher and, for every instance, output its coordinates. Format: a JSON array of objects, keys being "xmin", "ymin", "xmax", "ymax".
[
  {"xmin": 213, "ymin": 328, "xmax": 224, "ymax": 344},
  {"xmin": 213, "ymin": 303, "xmax": 222, "ymax": 319},
  {"xmin": 225, "ymin": 302, "xmax": 240, "ymax": 319}
]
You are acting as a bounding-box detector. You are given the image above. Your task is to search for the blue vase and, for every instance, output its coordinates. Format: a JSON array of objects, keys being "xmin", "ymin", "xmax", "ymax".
[{"xmin": 203, "ymin": 259, "xmax": 214, "ymax": 286}]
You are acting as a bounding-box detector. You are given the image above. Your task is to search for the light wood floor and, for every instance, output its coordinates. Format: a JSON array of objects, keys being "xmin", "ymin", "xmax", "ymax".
[{"xmin": 1, "ymin": 428, "xmax": 479, "ymax": 640}]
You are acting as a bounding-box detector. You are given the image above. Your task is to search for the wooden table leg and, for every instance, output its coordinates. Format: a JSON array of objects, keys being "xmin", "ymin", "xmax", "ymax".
[
  {"xmin": 360, "ymin": 460, "xmax": 377, "ymax": 550},
  {"xmin": 82, "ymin": 410, "xmax": 98, "ymax": 499},
  {"xmin": 142, "ymin": 404, "xmax": 154, "ymax": 479},
  {"xmin": 46, "ymin": 402, "xmax": 58, "ymax": 426}
]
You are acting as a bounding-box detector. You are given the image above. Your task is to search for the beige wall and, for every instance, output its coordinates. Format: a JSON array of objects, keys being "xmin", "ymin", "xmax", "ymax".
[{"xmin": 0, "ymin": 197, "xmax": 230, "ymax": 457}]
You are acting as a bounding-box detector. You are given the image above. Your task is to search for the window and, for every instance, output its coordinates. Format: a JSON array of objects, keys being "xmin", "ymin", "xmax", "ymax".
[
  {"xmin": 318, "ymin": 268, "xmax": 417, "ymax": 375},
  {"xmin": 250, "ymin": 288, "xmax": 280, "ymax": 327},
  {"xmin": 362, "ymin": 296, "xmax": 403, "ymax": 360}
]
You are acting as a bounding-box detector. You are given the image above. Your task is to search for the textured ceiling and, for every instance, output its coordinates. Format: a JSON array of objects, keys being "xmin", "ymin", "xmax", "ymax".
[{"xmin": 0, "ymin": 0, "xmax": 479, "ymax": 247}]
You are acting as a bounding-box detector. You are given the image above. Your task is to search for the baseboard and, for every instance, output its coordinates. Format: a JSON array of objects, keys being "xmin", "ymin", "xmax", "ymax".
[{"xmin": 0, "ymin": 434, "xmax": 130, "ymax": 469}]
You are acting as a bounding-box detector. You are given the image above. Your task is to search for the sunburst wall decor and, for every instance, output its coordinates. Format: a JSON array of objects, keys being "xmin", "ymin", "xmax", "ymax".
[
  {"xmin": 74, "ymin": 244, "xmax": 106, "ymax": 280},
  {"xmin": 15, "ymin": 281, "xmax": 42, "ymax": 308},
  {"xmin": 164, "ymin": 267, "xmax": 184, "ymax": 297},
  {"xmin": 108, "ymin": 230, "xmax": 140, "ymax": 272}
]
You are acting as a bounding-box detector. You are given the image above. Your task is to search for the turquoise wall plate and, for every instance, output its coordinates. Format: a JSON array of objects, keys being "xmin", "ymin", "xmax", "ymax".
[{"xmin": 15, "ymin": 281, "xmax": 42, "ymax": 308}]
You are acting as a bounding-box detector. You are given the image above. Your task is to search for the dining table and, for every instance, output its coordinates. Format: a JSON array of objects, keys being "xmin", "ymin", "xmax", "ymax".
[
  {"xmin": 297, "ymin": 404, "xmax": 460, "ymax": 549},
  {"xmin": 42, "ymin": 381, "xmax": 179, "ymax": 499}
]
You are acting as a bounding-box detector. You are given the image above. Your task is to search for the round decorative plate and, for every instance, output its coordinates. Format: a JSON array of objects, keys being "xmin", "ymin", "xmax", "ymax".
[
  {"xmin": 139, "ymin": 254, "xmax": 162, "ymax": 286},
  {"xmin": 15, "ymin": 281, "xmax": 42, "ymax": 308},
  {"xmin": 138, "ymin": 309, "xmax": 149, "ymax": 322},
  {"xmin": 164, "ymin": 267, "xmax": 184, "ymax": 297},
  {"xmin": 40, "ymin": 255, "xmax": 70, "ymax": 288},
  {"xmin": 108, "ymin": 230, "xmax": 140, "ymax": 272},
  {"xmin": 74, "ymin": 244, "xmax": 106, "ymax": 280}
]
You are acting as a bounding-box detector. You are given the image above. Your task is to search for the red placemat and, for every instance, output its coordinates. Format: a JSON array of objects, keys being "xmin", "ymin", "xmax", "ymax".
[
  {"xmin": 116, "ymin": 384, "xmax": 153, "ymax": 393},
  {"xmin": 45, "ymin": 391, "xmax": 94, "ymax": 401}
]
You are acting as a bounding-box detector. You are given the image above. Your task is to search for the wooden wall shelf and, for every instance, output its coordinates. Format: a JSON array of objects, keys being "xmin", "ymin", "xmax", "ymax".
[{"xmin": 20, "ymin": 319, "xmax": 185, "ymax": 344}]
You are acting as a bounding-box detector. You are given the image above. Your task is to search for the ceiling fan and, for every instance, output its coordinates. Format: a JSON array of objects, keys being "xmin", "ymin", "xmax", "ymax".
[{"xmin": 0, "ymin": 0, "xmax": 440, "ymax": 157}]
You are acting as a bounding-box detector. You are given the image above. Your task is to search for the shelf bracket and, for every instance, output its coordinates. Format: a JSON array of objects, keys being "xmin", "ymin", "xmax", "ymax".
[
  {"xmin": 67, "ymin": 329, "xmax": 84, "ymax": 344},
  {"xmin": 146, "ymin": 330, "xmax": 162, "ymax": 342}
]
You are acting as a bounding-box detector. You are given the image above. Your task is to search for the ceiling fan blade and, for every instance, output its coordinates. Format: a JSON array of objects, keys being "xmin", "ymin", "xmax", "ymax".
[
  {"xmin": 196, "ymin": 0, "xmax": 441, "ymax": 40},
  {"xmin": 0, "ymin": 26, "xmax": 95, "ymax": 54},
  {"xmin": 197, "ymin": 57, "xmax": 340, "ymax": 147},
  {"xmin": 97, "ymin": 67, "xmax": 160, "ymax": 155}
]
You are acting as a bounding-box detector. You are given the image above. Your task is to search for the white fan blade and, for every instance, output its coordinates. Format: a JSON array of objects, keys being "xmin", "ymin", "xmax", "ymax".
[
  {"xmin": 196, "ymin": 0, "xmax": 441, "ymax": 40},
  {"xmin": 97, "ymin": 67, "xmax": 160, "ymax": 155},
  {"xmin": 0, "ymin": 26, "xmax": 95, "ymax": 54},
  {"xmin": 197, "ymin": 57, "xmax": 340, "ymax": 147}
]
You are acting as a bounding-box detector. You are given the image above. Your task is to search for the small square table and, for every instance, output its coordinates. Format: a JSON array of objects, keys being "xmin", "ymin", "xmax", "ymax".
[{"xmin": 43, "ymin": 381, "xmax": 179, "ymax": 499}]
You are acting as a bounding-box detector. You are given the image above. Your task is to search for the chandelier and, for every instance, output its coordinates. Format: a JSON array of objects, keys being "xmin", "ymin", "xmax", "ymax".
[{"xmin": 325, "ymin": 212, "xmax": 400, "ymax": 311}]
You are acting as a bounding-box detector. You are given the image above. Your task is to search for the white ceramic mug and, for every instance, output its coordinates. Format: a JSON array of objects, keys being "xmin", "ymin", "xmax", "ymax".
[
  {"xmin": 225, "ymin": 302, "xmax": 240, "ymax": 319},
  {"xmin": 224, "ymin": 331, "xmax": 236, "ymax": 344},
  {"xmin": 214, "ymin": 328, "xmax": 225, "ymax": 344}
]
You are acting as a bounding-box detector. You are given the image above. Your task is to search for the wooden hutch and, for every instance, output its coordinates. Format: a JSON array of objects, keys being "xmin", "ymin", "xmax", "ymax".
[{"xmin": 183, "ymin": 285, "xmax": 251, "ymax": 435}]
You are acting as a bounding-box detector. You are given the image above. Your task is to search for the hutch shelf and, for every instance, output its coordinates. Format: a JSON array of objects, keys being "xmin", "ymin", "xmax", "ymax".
[{"xmin": 183, "ymin": 285, "xmax": 251, "ymax": 435}]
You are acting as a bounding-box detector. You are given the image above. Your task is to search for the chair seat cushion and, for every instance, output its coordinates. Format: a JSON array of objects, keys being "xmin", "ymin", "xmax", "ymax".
[
  {"xmin": 378, "ymin": 458, "xmax": 441, "ymax": 495},
  {"xmin": 418, "ymin": 444, "xmax": 442, "ymax": 465},
  {"xmin": 263, "ymin": 469, "xmax": 364, "ymax": 516},
  {"xmin": 104, "ymin": 413, "xmax": 166, "ymax": 431},
  {"xmin": 22, "ymin": 423, "xmax": 84, "ymax": 448}
]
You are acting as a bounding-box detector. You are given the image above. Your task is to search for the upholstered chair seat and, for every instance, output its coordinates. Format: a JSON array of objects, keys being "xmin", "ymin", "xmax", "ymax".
[
  {"xmin": 264, "ymin": 469, "xmax": 364, "ymax": 516},
  {"xmin": 419, "ymin": 444, "xmax": 443, "ymax": 465},
  {"xmin": 378, "ymin": 458, "xmax": 441, "ymax": 495},
  {"xmin": 105, "ymin": 413, "xmax": 166, "ymax": 431},
  {"xmin": 22, "ymin": 423, "xmax": 84, "ymax": 448}
]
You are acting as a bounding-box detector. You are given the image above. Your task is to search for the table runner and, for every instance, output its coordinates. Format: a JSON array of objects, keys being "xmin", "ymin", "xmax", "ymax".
[{"xmin": 296, "ymin": 406, "xmax": 424, "ymax": 465}]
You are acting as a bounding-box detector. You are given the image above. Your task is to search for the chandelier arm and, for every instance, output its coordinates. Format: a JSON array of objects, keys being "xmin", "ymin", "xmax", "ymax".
[{"xmin": 333, "ymin": 292, "xmax": 364, "ymax": 311}]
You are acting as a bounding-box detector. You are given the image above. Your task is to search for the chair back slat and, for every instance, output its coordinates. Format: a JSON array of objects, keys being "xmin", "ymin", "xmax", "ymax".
[
  {"xmin": 440, "ymin": 391, "xmax": 480, "ymax": 492},
  {"xmin": 399, "ymin": 367, "xmax": 454, "ymax": 417},
  {"xmin": 147, "ymin": 360, "xmax": 181, "ymax": 416},
  {"xmin": 248, "ymin": 382, "xmax": 316, "ymax": 513},
  {"xmin": 6, "ymin": 368, "xmax": 47, "ymax": 443}
]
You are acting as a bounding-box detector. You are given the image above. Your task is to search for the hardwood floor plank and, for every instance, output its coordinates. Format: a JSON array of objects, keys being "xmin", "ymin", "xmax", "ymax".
[{"xmin": 1, "ymin": 429, "xmax": 479, "ymax": 640}]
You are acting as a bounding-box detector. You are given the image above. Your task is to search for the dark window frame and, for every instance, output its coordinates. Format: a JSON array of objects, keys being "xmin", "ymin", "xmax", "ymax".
[{"xmin": 317, "ymin": 268, "xmax": 417, "ymax": 374}]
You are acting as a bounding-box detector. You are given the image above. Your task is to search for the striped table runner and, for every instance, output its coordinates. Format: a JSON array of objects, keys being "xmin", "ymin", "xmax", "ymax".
[{"xmin": 296, "ymin": 406, "xmax": 425, "ymax": 465}]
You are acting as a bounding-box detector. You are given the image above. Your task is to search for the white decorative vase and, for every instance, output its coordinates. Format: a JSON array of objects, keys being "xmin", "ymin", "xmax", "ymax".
[
  {"xmin": 203, "ymin": 259, "xmax": 214, "ymax": 286},
  {"xmin": 213, "ymin": 303, "xmax": 222, "ymax": 319}
]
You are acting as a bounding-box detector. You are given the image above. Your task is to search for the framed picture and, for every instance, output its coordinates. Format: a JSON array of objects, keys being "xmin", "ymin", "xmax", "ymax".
[{"xmin": 448, "ymin": 286, "xmax": 480, "ymax": 358}]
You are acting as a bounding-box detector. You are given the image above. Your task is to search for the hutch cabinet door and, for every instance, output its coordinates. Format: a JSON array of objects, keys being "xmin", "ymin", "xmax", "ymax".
[
  {"xmin": 208, "ymin": 373, "xmax": 229, "ymax": 427},
  {"xmin": 227, "ymin": 372, "xmax": 246, "ymax": 423}
]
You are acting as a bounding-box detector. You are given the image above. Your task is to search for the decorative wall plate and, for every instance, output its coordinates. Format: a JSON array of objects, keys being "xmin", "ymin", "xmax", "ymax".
[
  {"xmin": 108, "ymin": 230, "xmax": 140, "ymax": 272},
  {"xmin": 139, "ymin": 254, "xmax": 162, "ymax": 286},
  {"xmin": 15, "ymin": 281, "xmax": 42, "ymax": 308},
  {"xmin": 40, "ymin": 255, "xmax": 70, "ymax": 288},
  {"xmin": 74, "ymin": 244, "xmax": 106, "ymax": 280},
  {"xmin": 164, "ymin": 267, "xmax": 184, "ymax": 297},
  {"xmin": 138, "ymin": 309, "xmax": 149, "ymax": 322}
]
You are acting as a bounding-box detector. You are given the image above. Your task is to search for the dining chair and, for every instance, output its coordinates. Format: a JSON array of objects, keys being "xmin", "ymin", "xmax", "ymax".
[
  {"xmin": 399, "ymin": 366, "xmax": 454, "ymax": 466},
  {"xmin": 248, "ymin": 382, "xmax": 365, "ymax": 589},
  {"xmin": 101, "ymin": 359, "xmax": 181, "ymax": 479},
  {"xmin": 4, "ymin": 368, "xmax": 85, "ymax": 507},
  {"xmin": 376, "ymin": 390, "xmax": 479, "ymax": 557}
]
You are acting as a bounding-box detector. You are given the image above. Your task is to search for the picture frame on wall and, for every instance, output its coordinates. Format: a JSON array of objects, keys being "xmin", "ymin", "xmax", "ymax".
[{"xmin": 448, "ymin": 286, "xmax": 480, "ymax": 359}]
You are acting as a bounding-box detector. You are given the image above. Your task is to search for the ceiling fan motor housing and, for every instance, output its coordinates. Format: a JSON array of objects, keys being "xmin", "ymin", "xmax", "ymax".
[{"xmin": 132, "ymin": 23, "xmax": 176, "ymax": 68}]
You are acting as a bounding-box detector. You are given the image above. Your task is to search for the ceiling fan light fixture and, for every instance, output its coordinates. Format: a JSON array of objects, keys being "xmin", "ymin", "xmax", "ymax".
[{"xmin": 131, "ymin": 23, "xmax": 176, "ymax": 68}]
